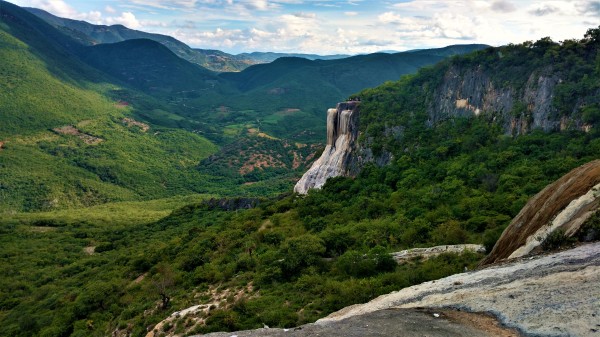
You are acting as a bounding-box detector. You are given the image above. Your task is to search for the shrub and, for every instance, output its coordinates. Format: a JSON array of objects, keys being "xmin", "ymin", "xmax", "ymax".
[{"xmin": 540, "ymin": 229, "xmax": 575, "ymax": 251}]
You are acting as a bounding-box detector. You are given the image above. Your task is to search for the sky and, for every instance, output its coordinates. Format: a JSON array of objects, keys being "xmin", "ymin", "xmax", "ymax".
[{"xmin": 6, "ymin": 0, "xmax": 600, "ymax": 54}]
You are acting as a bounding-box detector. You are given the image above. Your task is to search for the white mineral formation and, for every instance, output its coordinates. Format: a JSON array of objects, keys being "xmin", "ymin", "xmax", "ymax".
[
  {"xmin": 320, "ymin": 242, "xmax": 600, "ymax": 337},
  {"xmin": 294, "ymin": 101, "xmax": 359, "ymax": 194}
]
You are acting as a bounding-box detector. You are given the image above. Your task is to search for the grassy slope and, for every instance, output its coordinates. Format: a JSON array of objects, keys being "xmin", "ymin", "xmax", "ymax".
[
  {"xmin": 0, "ymin": 23, "xmax": 113, "ymax": 137},
  {"xmin": 0, "ymin": 2, "xmax": 220, "ymax": 212}
]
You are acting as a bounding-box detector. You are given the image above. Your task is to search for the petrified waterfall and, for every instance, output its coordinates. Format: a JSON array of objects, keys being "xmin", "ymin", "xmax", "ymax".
[{"xmin": 294, "ymin": 101, "xmax": 359, "ymax": 194}]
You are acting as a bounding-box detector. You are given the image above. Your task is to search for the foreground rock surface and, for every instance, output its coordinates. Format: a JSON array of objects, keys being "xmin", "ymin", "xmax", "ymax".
[
  {"xmin": 322, "ymin": 242, "xmax": 600, "ymax": 337},
  {"xmin": 197, "ymin": 308, "xmax": 519, "ymax": 337}
]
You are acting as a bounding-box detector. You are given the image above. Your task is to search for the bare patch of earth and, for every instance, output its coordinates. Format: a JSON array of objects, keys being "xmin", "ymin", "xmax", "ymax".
[
  {"xmin": 53, "ymin": 125, "xmax": 103, "ymax": 145},
  {"xmin": 83, "ymin": 246, "xmax": 95, "ymax": 255}
]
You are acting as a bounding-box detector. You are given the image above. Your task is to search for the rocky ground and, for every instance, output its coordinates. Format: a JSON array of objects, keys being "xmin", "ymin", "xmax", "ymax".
[
  {"xmin": 322, "ymin": 242, "xmax": 600, "ymax": 337},
  {"xmin": 197, "ymin": 308, "xmax": 521, "ymax": 337},
  {"xmin": 194, "ymin": 242, "xmax": 599, "ymax": 337}
]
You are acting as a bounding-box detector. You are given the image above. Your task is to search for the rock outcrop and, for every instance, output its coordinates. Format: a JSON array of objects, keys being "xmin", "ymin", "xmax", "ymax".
[
  {"xmin": 196, "ymin": 242, "xmax": 600, "ymax": 337},
  {"xmin": 481, "ymin": 160, "xmax": 600, "ymax": 265},
  {"xmin": 428, "ymin": 66, "xmax": 590, "ymax": 135},
  {"xmin": 390, "ymin": 244, "xmax": 485, "ymax": 264},
  {"xmin": 320, "ymin": 242, "xmax": 600, "ymax": 337},
  {"xmin": 294, "ymin": 101, "xmax": 360, "ymax": 194}
]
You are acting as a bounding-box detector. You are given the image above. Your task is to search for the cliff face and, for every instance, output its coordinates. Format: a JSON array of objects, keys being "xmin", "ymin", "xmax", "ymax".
[
  {"xmin": 296, "ymin": 42, "xmax": 596, "ymax": 194},
  {"xmin": 294, "ymin": 101, "xmax": 360, "ymax": 194},
  {"xmin": 481, "ymin": 160, "xmax": 600, "ymax": 265},
  {"xmin": 428, "ymin": 66, "xmax": 589, "ymax": 135}
]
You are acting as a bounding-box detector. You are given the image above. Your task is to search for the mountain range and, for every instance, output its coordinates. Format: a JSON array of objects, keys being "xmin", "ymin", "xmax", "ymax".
[
  {"xmin": 0, "ymin": 0, "xmax": 486, "ymax": 212},
  {"xmin": 25, "ymin": 7, "xmax": 349, "ymax": 72}
]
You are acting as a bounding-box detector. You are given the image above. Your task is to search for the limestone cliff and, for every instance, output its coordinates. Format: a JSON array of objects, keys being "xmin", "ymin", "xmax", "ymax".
[
  {"xmin": 428, "ymin": 65, "xmax": 590, "ymax": 135},
  {"xmin": 296, "ymin": 41, "xmax": 596, "ymax": 194},
  {"xmin": 481, "ymin": 159, "xmax": 600, "ymax": 265},
  {"xmin": 294, "ymin": 101, "xmax": 360, "ymax": 194}
]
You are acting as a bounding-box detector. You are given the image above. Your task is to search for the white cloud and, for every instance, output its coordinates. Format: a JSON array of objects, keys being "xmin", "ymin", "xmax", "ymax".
[
  {"xmin": 7, "ymin": 0, "xmax": 598, "ymax": 54},
  {"xmin": 105, "ymin": 12, "xmax": 141, "ymax": 29},
  {"xmin": 245, "ymin": 0, "xmax": 269, "ymax": 10},
  {"xmin": 490, "ymin": 0, "xmax": 517, "ymax": 13},
  {"xmin": 26, "ymin": 0, "xmax": 79, "ymax": 17}
]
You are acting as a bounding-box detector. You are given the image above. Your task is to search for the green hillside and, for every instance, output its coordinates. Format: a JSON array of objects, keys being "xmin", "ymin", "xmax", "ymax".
[
  {"xmin": 21, "ymin": 4, "xmax": 488, "ymax": 147},
  {"xmin": 0, "ymin": 1, "xmax": 222, "ymax": 212},
  {"xmin": 187, "ymin": 44, "xmax": 489, "ymax": 143},
  {"xmin": 81, "ymin": 39, "xmax": 224, "ymax": 94},
  {"xmin": 2, "ymin": 25, "xmax": 598, "ymax": 337},
  {"xmin": 223, "ymin": 45, "xmax": 488, "ymax": 94},
  {"xmin": 0, "ymin": 1, "xmax": 496, "ymax": 215},
  {"xmin": 25, "ymin": 7, "xmax": 253, "ymax": 72}
]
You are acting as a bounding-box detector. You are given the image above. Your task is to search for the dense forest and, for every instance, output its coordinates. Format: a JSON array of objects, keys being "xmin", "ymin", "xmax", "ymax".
[{"xmin": 2, "ymin": 27, "xmax": 600, "ymax": 336}]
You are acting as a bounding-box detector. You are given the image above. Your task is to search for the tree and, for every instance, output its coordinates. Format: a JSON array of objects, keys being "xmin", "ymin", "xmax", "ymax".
[
  {"xmin": 151, "ymin": 263, "xmax": 175, "ymax": 310},
  {"xmin": 279, "ymin": 234, "xmax": 325, "ymax": 278}
]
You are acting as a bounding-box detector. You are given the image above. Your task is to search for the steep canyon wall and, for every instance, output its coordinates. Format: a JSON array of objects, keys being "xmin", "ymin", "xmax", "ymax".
[{"xmin": 428, "ymin": 66, "xmax": 590, "ymax": 135}]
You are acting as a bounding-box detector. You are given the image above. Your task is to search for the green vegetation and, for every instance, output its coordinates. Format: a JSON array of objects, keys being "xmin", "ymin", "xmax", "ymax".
[
  {"xmin": 2, "ymin": 2, "xmax": 600, "ymax": 336},
  {"xmin": 3, "ymin": 194, "xmax": 214, "ymax": 227},
  {"xmin": 0, "ymin": 2, "xmax": 275, "ymax": 213},
  {"xmin": 4, "ymin": 115, "xmax": 597, "ymax": 335},
  {"xmin": 1, "ymin": 1, "xmax": 484, "ymax": 213},
  {"xmin": 3, "ymin": 30, "xmax": 600, "ymax": 335},
  {"xmin": 540, "ymin": 229, "xmax": 576, "ymax": 251}
]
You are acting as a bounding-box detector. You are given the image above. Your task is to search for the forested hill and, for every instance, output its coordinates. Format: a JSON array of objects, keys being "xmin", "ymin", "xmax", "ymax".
[
  {"xmin": 24, "ymin": 7, "xmax": 253, "ymax": 72},
  {"xmin": 296, "ymin": 29, "xmax": 600, "ymax": 194},
  {"xmin": 3, "ymin": 29, "xmax": 596, "ymax": 336},
  {"xmin": 345, "ymin": 28, "xmax": 600, "ymax": 172}
]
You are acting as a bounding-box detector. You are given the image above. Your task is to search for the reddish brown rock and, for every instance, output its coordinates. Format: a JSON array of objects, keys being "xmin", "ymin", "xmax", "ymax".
[{"xmin": 480, "ymin": 160, "xmax": 600, "ymax": 265}]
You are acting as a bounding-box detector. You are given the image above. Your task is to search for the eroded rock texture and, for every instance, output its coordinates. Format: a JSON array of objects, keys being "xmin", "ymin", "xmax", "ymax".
[
  {"xmin": 294, "ymin": 101, "xmax": 360, "ymax": 194},
  {"xmin": 428, "ymin": 66, "xmax": 591, "ymax": 135},
  {"xmin": 481, "ymin": 159, "xmax": 600, "ymax": 265},
  {"xmin": 321, "ymin": 242, "xmax": 600, "ymax": 337}
]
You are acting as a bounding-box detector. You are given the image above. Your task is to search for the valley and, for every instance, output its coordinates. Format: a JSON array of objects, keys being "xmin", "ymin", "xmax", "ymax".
[
  {"xmin": 1, "ymin": 1, "xmax": 599, "ymax": 336},
  {"xmin": 0, "ymin": 0, "xmax": 486, "ymax": 213}
]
